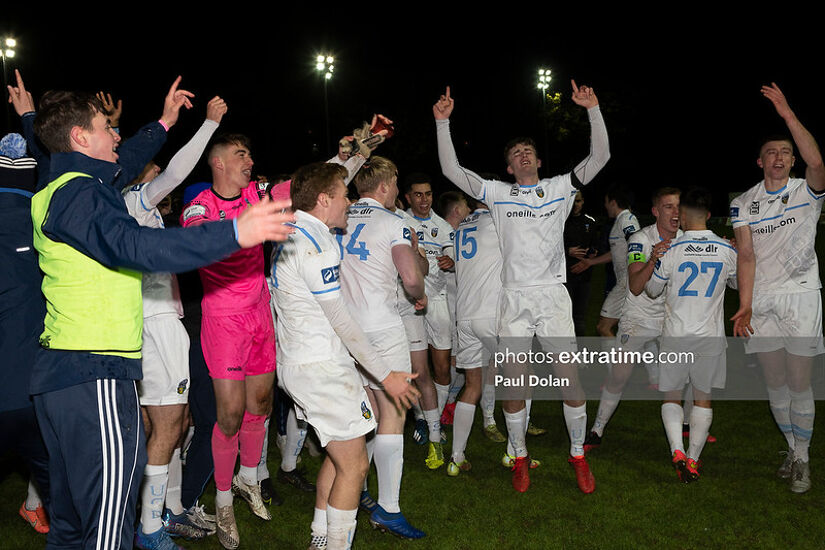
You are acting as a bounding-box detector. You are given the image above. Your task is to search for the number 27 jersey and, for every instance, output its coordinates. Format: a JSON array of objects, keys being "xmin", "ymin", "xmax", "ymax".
[{"xmin": 648, "ymin": 229, "xmax": 737, "ymax": 352}]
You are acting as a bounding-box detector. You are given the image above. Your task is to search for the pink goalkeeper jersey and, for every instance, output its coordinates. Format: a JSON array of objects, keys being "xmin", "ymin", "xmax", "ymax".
[{"xmin": 181, "ymin": 183, "xmax": 269, "ymax": 316}]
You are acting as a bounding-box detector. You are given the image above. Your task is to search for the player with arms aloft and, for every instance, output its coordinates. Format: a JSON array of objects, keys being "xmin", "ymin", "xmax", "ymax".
[
  {"xmin": 270, "ymin": 162, "xmax": 419, "ymax": 550},
  {"xmin": 434, "ymin": 81, "xmax": 609, "ymax": 493},
  {"xmin": 730, "ymin": 83, "xmax": 825, "ymax": 493},
  {"xmin": 646, "ymin": 186, "xmax": 736, "ymax": 482}
]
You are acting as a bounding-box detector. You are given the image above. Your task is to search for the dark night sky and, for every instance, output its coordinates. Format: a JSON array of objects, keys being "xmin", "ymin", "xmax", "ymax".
[{"xmin": 2, "ymin": 10, "xmax": 822, "ymax": 216}]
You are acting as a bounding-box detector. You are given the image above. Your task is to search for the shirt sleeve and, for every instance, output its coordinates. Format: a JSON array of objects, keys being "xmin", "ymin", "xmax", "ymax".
[
  {"xmin": 112, "ymin": 121, "xmax": 168, "ymax": 190},
  {"xmin": 390, "ymin": 217, "xmax": 413, "ymax": 248},
  {"xmin": 181, "ymin": 199, "xmax": 212, "ymax": 227},
  {"xmin": 300, "ymin": 246, "xmax": 342, "ymax": 301},
  {"xmin": 645, "ymin": 255, "xmax": 670, "ymax": 298},
  {"xmin": 621, "ymin": 213, "xmax": 639, "ymax": 240},
  {"xmin": 44, "ymin": 177, "xmax": 239, "ymax": 273},
  {"xmin": 141, "ymin": 119, "xmax": 219, "ymax": 208},
  {"xmin": 627, "ymin": 232, "xmax": 648, "ymax": 265}
]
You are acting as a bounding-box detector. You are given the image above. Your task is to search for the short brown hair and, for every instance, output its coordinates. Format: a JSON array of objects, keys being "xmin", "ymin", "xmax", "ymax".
[
  {"xmin": 33, "ymin": 91, "xmax": 107, "ymax": 154},
  {"xmin": 652, "ymin": 187, "xmax": 681, "ymax": 205},
  {"xmin": 503, "ymin": 137, "xmax": 537, "ymax": 163},
  {"xmin": 290, "ymin": 162, "xmax": 348, "ymax": 212},
  {"xmin": 207, "ymin": 133, "xmax": 251, "ymax": 163},
  {"xmin": 354, "ymin": 156, "xmax": 397, "ymax": 195}
]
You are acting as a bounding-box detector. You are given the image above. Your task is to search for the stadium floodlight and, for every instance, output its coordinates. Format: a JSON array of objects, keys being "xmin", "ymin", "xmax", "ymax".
[
  {"xmin": 537, "ymin": 68, "xmax": 551, "ymax": 91},
  {"xmin": 2, "ymin": 36, "xmax": 18, "ymax": 130},
  {"xmin": 315, "ymin": 53, "xmax": 335, "ymax": 155},
  {"xmin": 316, "ymin": 53, "xmax": 334, "ymax": 80}
]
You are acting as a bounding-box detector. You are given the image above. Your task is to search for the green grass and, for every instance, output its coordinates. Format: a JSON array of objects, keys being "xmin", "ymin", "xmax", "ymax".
[
  {"xmin": 1, "ymin": 221, "xmax": 822, "ymax": 549},
  {"xmin": 2, "ymin": 400, "xmax": 821, "ymax": 550}
]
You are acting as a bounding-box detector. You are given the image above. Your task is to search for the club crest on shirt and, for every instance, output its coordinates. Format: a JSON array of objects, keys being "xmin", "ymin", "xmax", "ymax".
[
  {"xmin": 510, "ymin": 184, "xmax": 519, "ymax": 197},
  {"xmin": 431, "ymin": 227, "xmax": 438, "ymax": 238},
  {"xmin": 176, "ymin": 379, "xmax": 189, "ymax": 394},
  {"xmin": 536, "ymin": 187, "xmax": 544, "ymax": 198},
  {"xmin": 782, "ymin": 193, "xmax": 789, "ymax": 205},
  {"xmin": 361, "ymin": 401, "xmax": 372, "ymax": 420},
  {"xmin": 621, "ymin": 334, "xmax": 629, "ymax": 344},
  {"xmin": 749, "ymin": 201, "xmax": 759, "ymax": 215}
]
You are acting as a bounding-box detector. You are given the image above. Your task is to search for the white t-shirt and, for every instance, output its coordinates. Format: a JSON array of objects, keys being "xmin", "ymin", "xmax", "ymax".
[
  {"xmin": 608, "ymin": 209, "xmax": 639, "ymax": 285},
  {"xmin": 622, "ymin": 224, "xmax": 683, "ymax": 321},
  {"xmin": 730, "ymin": 178, "xmax": 825, "ymax": 294},
  {"xmin": 646, "ymin": 229, "xmax": 737, "ymax": 355},
  {"xmin": 270, "ymin": 210, "xmax": 350, "ymax": 366},
  {"xmin": 406, "ymin": 209, "xmax": 455, "ymax": 296},
  {"xmin": 340, "ymin": 198, "xmax": 412, "ymax": 332},
  {"xmin": 454, "ymin": 208, "xmax": 503, "ymax": 321}
]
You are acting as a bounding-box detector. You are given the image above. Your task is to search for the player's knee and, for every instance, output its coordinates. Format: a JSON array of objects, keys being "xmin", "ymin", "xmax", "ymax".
[{"xmin": 216, "ymin": 409, "xmax": 244, "ymax": 436}]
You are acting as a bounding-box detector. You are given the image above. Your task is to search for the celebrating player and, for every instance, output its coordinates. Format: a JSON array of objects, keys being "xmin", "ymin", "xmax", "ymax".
[
  {"xmin": 434, "ymin": 82, "xmax": 609, "ymax": 493},
  {"xmin": 339, "ymin": 156, "xmax": 428, "ymax": 539},
  {"xmin": 125, "ymin": 96, "xmax": 228, "ymax": 547},
  {"xmin": 270, "ymin": 162, "xmax": 420, "ymax": 550},
  {"xmin": 182, "ymin": 133, "xmax": 282, "ymax": 548},
  {"xmin": 730, "ymin": 83, "xmax": 825, "ymax": 493},
  {"xmin": 29, "ymin": 81, "xmax": 293, "ymax": 550},
  {"xmin": 401, "ymin": 174, "xmax": 455, "ymax": 468},
  {"xmin": 584, "ymin": 187, "xmax": 681, "ymax": 449},
  {"xmin": 646, "ymin": 187, "xmax": 736, "ymax": 482}
]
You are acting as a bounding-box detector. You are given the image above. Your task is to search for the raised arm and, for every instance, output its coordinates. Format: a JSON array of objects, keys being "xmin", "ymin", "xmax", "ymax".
[
  {"xmin": 570, "ymin": 80, "xmax": 610, "ymax": 185},
  {"xmin": 434, "ymin": 87, "xmax": 487, "ymax": 199},
  {"xmin": 141, "ymin": 96, "xmax": 226, "ymax": 208},
  {"xmin": 7, "ymin": 69, "xmax": 50, "ymax": 188},
  {"xmin": 762, "ymin": 83, "xmax": 825, "ymax": 192}
]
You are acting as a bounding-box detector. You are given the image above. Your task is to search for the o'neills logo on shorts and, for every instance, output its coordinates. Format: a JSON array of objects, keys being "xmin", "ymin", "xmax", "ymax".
[{"xmin": 361, "ymin": 401, "xmax": 372, "ymax": 420}]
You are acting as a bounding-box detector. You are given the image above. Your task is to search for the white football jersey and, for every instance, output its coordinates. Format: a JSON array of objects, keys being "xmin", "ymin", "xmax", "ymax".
[
  {"xmin": 646, "ymin": 230, "xmax": 737, "ymax": 355},
  {"xmin": 270, "ymin": 210, "xmax": 350, "ymax": 366},
  {"xmin": 730, "ymin": 178, "xmax": 824, "ymax": 293},
  {"xmin": 406, "ymin": 209, "xmax": 455, "ymax": 296},
  {"xmin": 340, "ymin": 198, "xmax": 412, "ymax": 332},
  {"xmin": 469, "ymin": 175, "xmax": 578, "ymax": 288},
  {"xmin": 454, "ymin": 208, "xmax": 503, "ymax": 321},
  {"xmin": 608, "ymin": 209, "xmax": 639, "ymax": 284},
  {"xmin": 622, "ymin": 224, "xmax": 683, "ymax": 321},
  {"xmin": 122, "ymin": 183, "xmax": 182, "ymax": 319}
]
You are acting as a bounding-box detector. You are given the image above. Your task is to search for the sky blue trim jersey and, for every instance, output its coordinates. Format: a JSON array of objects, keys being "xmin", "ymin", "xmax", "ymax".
[
  {"xmin": 340, "ymin": 198, "xmax": 411, "ymax": 332},
  {"xmin": 270, "ymin": 210, "xmax": 350, "ymax": 366},
  {"xmin": 730, "ymin": 178, "xmax": 824, "ymax": 293},
  {"xmin": 646, "ymin": 229, "xmax": 737, "ymax": 355},
  {"xmin": 476, "ymin": 175, "xmax": 578, "ymax": 288}
]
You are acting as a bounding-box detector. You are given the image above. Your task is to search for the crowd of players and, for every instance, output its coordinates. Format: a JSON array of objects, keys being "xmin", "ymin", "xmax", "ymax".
[{"xmin": 1, "ymin": 68, "xmax": 823, "ymax": 550}]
